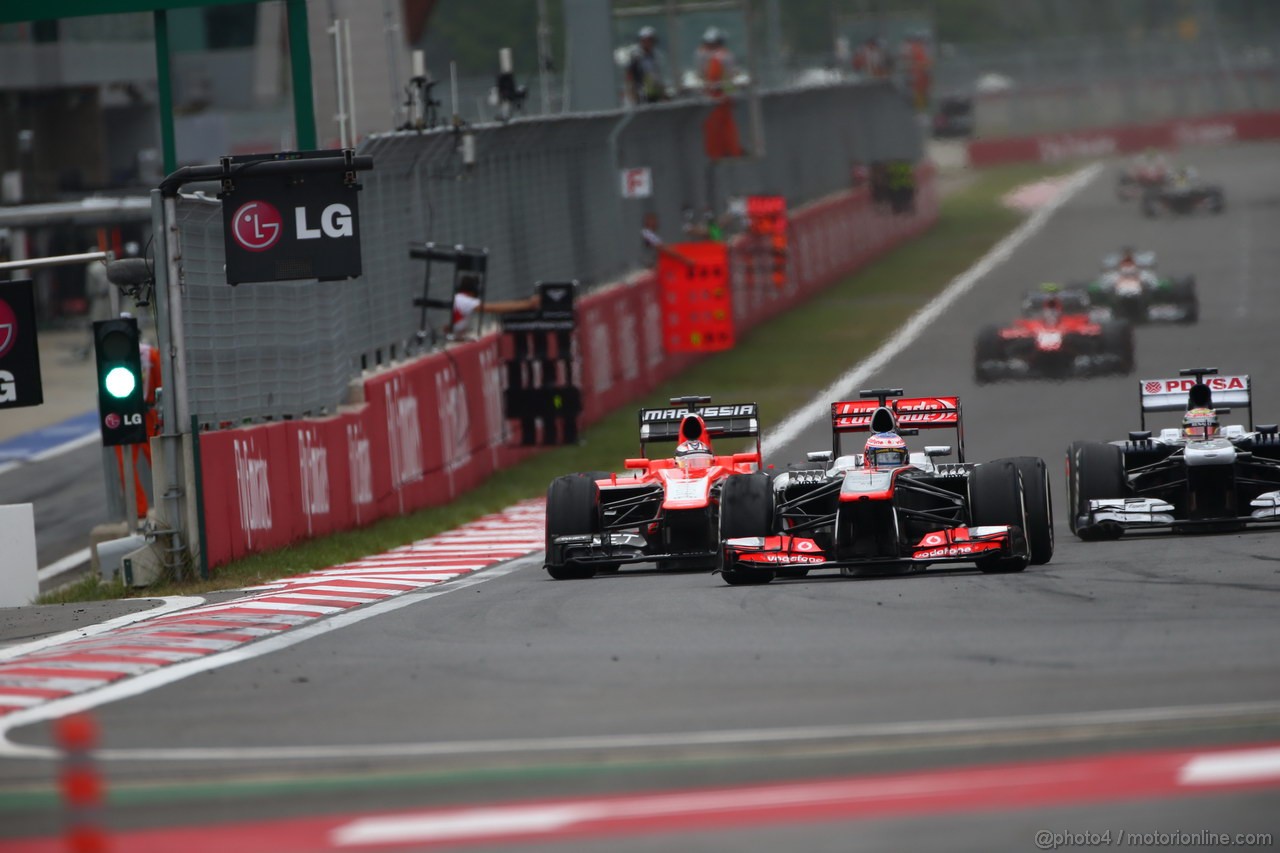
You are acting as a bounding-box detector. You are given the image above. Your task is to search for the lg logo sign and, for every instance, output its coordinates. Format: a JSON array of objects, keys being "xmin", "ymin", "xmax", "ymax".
[
  {"xmin": 0, "ymin": 282, "xmax": 43, "ymax": 410},
  {"xmin": 231, "ymin": 201, "xmax": 354, "ymax": 253},
  {"xmin": 220, "ymin": 152, "xmax": 364, "ymax": 285},
  {"xmin": 103, "ymin": 412, "xmax": 143, "ymax": 430}
]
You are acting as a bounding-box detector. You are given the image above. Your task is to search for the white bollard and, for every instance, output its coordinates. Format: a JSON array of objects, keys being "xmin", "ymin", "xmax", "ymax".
[{"xmin": 0, "ymin": 504, "xmax": 38, "ymax": 606}]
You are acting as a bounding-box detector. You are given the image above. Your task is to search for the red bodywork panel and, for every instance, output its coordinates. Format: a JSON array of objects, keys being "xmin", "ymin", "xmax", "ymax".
[
  {"xmin": 727, "ymin": 525, "xmax": 1012, "ymax": 567},
  {"xmin": 832, "ymin": 397, "xmax": 960, "ymax": 432},
  {"xmin": 999, "ymin": 315, "xmax": 1101, "ymax": 350},
  {"xmin": 598, "ymin": 453, "xmax": 760, "ymax": 510}
]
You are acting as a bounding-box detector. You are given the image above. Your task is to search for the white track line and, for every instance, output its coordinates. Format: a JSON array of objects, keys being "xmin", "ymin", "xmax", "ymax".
[
  {"xmin": 0, "ymin": 560, "xmax": 534, "ymax": 758},
  {"xmin": 11, "ymin": 697, "xmax": 1280, "ymax": 763},
  {"xmin": 763, "ymin": 162, "xmax": 1104, "ymax": 456}
]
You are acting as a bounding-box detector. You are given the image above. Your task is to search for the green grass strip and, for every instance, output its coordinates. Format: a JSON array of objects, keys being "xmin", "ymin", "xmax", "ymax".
[{"xmin": 40, "ymin": 162, "xmax": 1056, "ymax": 605}]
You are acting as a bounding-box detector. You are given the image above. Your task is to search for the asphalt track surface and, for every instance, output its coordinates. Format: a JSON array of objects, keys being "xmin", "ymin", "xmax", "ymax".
[{"xmin": 4, "ymin": 142, "xmax": 1280, "ymax": 850}]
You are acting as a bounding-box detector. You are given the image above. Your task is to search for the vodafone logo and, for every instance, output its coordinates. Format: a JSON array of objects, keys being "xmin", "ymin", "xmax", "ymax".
[
  {"xmin": 104, "ymin": 413, "xmax": 121, "ymax": 430},
  {"xmin": 0, "ymin": 299, "xmax": 16, "ymax": 359},
  {"xmin": 231, "ymin": 200, "xmax": 283, "ymax": 252}
]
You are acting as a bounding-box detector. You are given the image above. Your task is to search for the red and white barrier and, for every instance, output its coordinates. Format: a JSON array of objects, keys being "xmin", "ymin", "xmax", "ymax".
[
  {"xmin": 967, "ymin": 109, "xmax": 1280, "ymax": 168},
  {"xmin": 198, "ymin": 169, "xmax": 940, "ymax": 569}
]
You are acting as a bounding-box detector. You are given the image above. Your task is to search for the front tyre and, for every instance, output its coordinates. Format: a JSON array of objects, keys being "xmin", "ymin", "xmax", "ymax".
[
  {"xmin": 969, "ymin": 460, "xmax": 1029, "ymax": 574},
  {"xmin": 544, "ymin": 474, "xmax": 601, "ymax": 580},
  {"xmin": 718, "ymin": 473, "xmax": 776, "ymax": 585},
  {"xmin": 1066, "ymin": 441, "xmax": 1126, "ymax": 539},
  {"xmin": 1005, "ymin": 456, "xmax": 1054, "ymax": 565}
]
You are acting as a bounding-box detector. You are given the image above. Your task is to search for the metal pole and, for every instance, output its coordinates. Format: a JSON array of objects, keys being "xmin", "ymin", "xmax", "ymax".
[
  {"xmin": 149, "ymin": 189, "xmax": 187, "ymax": 567},
  {"xmin": 153, "ymin": 10, "xmax": 177, "ymax": 174},
  {"xmin": 344, "ymin": 20, "xmax": 358, "ymax": 142},
  {"xmin": 190, "ymin": 414, "xmax": 209, "ymax": 580},
  {"xmin": 0, "ymin": 251, "xmax": 108, "ymax": 272},
  {"xmin": 286, "ymin": 0, "xmax": 319, "ymax": 150},
  {"xmin": 330, "ymin": 21, "xmax": 349, "ymax": 148},
  {"xmin": 537, "ymin": 0, "xmax": 553, "ymax": 113},
  {"xmin": 666, "ymin": 0, "xmax": 684, "ymax": 90}
]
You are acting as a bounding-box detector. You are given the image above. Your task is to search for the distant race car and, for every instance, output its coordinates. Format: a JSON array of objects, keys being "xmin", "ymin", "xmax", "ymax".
[
  {"xmin": 1115, "ymin": 161, "xmax": 1169, "ymax": 201},
  {"xmin": 543, "ymin": 396, "xmax": 764, "ymax": 579},
  {"xmin": 1067, "ymin": 367, "xmax": 1280, "ymax": 539},
  {"xmin": 1141, "ymin": 169, "xmax": 1224, "ymax": 218},
  {"xmin": 1078, "ymin": 251, "xmax": 1198, "ymax": 324},
  {"xmin": 974, "ymin": 287, "xmax": 1134, "ymax": 383},
  {"xmin": 717, "ymin": 389, "xmax": 1053, "ymax": 584}
]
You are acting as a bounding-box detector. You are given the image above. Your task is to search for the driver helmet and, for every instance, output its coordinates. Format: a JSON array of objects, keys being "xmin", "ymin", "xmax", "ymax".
[
  {"xmin": 863, "ymin": 432, "xmax": 908, "ymax": 469},
  {"xmin": 675, "ymin": 439, "xmax": 714, "ymax": 470},
  {"xmin": 1042, "ymin": 294, "xmax": 1062, "ymax": 322},
  {"xmin": 1181, "ymin": 407, "xmax": 1219, "ymax": 441}
]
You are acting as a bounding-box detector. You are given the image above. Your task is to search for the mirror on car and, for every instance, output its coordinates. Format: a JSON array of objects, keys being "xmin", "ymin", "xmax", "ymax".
[{"xmin": 924, "ymin": 445, "xmax": 952, "ymax": 458}]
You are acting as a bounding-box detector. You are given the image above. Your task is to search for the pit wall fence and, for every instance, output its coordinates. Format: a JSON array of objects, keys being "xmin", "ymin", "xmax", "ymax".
[{"xmin": 197, "ymin": 167, "xmax": 938, "ymax": 568}]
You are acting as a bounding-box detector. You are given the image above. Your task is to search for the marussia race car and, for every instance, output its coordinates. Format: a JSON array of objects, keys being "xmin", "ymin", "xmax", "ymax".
[
  {"xmin": 1078, "ymin": 251, "xmax": 1198, "ymax": 325},
  {"xmin": 1067, "ymin": 368, "xmax": 1280, "ymax": 539},
  {"xmin": 1141, "ymin": 170, "xmax": 1225, "ymax": 218},
  {"xmin": 717, "ymin": 390, "xmax": 1054, "ymax": 584},
  {"xmin": 543, "ymin": 396, "xmax": 764, "ymax": 579},
  {"xmin": 974, "ymin": 288, "xmax": 1134, "ymax": 383}
]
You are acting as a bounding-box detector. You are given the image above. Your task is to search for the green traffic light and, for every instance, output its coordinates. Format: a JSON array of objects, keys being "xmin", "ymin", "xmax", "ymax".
[{"xmin": 104, "ymin": 366, "xmax": 137, "ymax": 399}]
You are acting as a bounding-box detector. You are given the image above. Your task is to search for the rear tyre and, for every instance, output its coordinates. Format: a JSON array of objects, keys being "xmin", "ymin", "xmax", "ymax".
[
  {"xmin": 969, "ymin": 460, "xmax": 1028, "ymax": 574},
  {"xmin": 973, "ymin": 325, "xmax": 1004, "ymax": 384},
  {"xmin": 1006, "ymin": 457, "xmax": 1054, "ymax": 565},
  {"xmin": 1065, "ymin": 441, "xmax": 1126, "ymax": 539},
  {"xmin": 1098, "ymin": 319, "xmax": 1135, "ymax": 373},
  {"xmin": 545, "ymin": 474, "xmax": 601, "ymax": 580},
  {"xmin": 718, "ymin": 473, "xmax": 776, "ymax": 585},
  {"xmin": 1169, "ymin": 276, "xmax": 1198, "ymax": 324}
]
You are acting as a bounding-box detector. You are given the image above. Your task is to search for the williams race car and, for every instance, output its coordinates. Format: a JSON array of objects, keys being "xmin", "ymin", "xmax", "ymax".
[
  {"xmin": 543, "ymin": 396, "xmax": 764, "ymax": 579},
  {"xmin": 717, "ymin": 389, "xmax": 1054, "ymax": 584},
  {"xmin": 1067, "ymin": 368, "xmax": 1280, "ymax": 539},
  {"xmin": 1078, "ymin": 250, "xmax": 1198, "ymax": 325},
  {"xmin": 974, "ymin": 287, "xmax": 1134, "ymax": 383},
  {"xmin": 1141, "ymin": 167, "xmax": 1224, "ymax": 218}
]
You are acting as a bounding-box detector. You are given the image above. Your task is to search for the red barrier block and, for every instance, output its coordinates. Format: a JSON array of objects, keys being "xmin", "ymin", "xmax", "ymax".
[{"xmin": 659, "ymin": 242, "xmax": 734, "ymax": 354}]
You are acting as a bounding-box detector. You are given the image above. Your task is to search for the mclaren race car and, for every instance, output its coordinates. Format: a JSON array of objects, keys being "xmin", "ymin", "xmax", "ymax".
[
  {"xmin": 717, "ymin": 390, "xmax": 1054, "ymax": 584},
  {"xmin": 1079, "ymin": 250, "xmax": 1198, "ymax": 325},
  {"xmin": 974, "ymin": 287, "xmax": 1133, "ymax": 383},
  {"xmin": 1141, "ymin": 168, "xmax": 1224, "ymax": 218},
  {"xmin": 543, "ymin": 396, "xmax": 764, "ymax": 579},
  {"xmin": 1115, "ymin": 159, "xmax": 1169, "ymax": 202},
  {"xmin": 1068, "ymin": 368, "xmax": 1280, "ymax": 539}
]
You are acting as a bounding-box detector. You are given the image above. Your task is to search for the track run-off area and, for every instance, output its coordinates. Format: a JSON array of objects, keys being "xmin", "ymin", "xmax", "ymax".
[{"xmin": 3, "ymin": 142, "xmax": 1279, "ymax": 851}]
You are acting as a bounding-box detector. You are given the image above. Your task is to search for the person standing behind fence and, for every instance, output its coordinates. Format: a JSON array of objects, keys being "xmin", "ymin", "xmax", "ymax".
[
  {"xmin": 625, "ymin": 26, "xmax": 668, "ymax": 106},
  {"xmin": 900, "ymin": 33, "xmax": 933, "ymax": 113},
  {"xmin": 697, "ymin": 27, "xmax": 745, "ymax": 159},
  {"xmin": 852, "ymin": 36, "xmax": 891, "ymax": 80}
]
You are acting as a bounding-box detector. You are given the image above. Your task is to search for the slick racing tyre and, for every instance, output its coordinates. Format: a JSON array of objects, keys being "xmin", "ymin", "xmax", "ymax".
[
  {"xmin": 545, "ymin": 473, "xmax": 602, "ymax": 580},
  {"xmin": 973, "ymin": 325, "xmax": 1004, "ymax": 384},
  {"xmin": 719, "ymin": 473, "xmax": 776, "ymax": 585},
  {"xmin": 969, "ymin": 460, "xmax": 1029, "ymax": 574},
  {"xmin": 1169, "ymin": 277, "xmax": 1199, "ymax": 324},
  {"xmin": 1006, "ymin": 456, "xmax": 1054, "ymax": 565},
  {"xmin": 1099, "ymin": 319, "xmax": 1135, "ymax": 373},
  {"xmin": 1066, "ymin": 441, "xmax": 1126, "ymax": 539}
]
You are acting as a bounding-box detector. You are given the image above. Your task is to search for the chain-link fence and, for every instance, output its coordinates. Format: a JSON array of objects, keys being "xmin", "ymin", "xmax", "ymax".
[{"xmin": 174, "ymin": 80, "xmax": 922, "ymax": 428}]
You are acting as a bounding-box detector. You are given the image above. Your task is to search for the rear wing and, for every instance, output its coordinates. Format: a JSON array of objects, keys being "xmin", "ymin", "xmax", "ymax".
[
  {"xmin": 1139, "ymin": 369, "xmax": 1252, "ymax": 429},
  {"xmin": 831, "ymin": 392, "xmax": 965, "ymax": 461},
  {"xmin": 638, "ymin": 401, "xmax": 760, "ymax": 452}
]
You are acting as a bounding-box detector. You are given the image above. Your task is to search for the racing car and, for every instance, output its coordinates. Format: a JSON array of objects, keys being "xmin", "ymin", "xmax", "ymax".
[
  {"xmin": 1141, "ymin": 167, "xmax": 1224, "ymax": 218},
  {"xmin": 1115, "ymin": 160, "xmax": 1169, "ymax": 201},
  {"xmin": 1077, "ymin": 250, "xmax": 1198, "ymax": 325},
  {"xmin": 974, "ymin": 287, "xmax": 1133, "ymax": 383},
  {"xmin": 1067, "ymin": 368, "xmax": 1280, "ymax": 539},
  {"xmin": 717, "ymin": 389, "xmax": 1054, "ymax": 584},
  {"xmin": 543, "ymin": 396, "xmax": 764, "ymax": 579}
]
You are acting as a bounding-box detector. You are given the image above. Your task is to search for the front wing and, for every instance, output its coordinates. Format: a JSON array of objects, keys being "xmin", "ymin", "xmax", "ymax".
[
  {"xmin": 1076, "ymin": 493, "xmax": 1280, "ymax": 536},
  {"xmin": 723, "ymin": 525, "xmax": 1027, "ymax": 574}
]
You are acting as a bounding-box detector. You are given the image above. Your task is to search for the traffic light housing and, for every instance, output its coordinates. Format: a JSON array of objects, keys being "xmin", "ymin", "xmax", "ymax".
[{"xmin": 93, "ymin": 318, "xmax": 147, "ymax": 447}]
